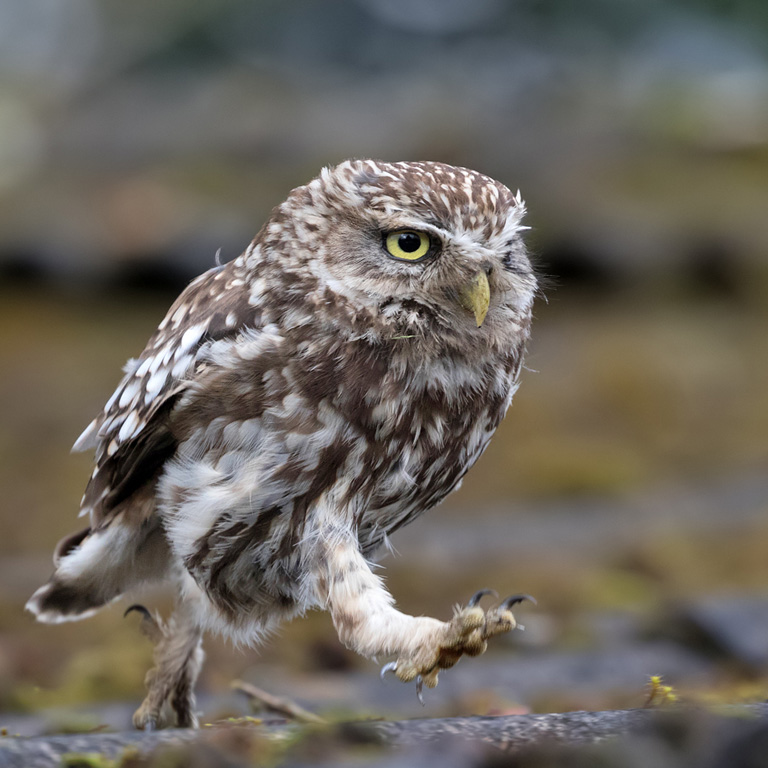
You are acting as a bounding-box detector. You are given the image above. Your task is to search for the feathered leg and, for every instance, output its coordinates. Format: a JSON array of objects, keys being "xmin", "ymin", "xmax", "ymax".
[
  {"xmin": 314, "ymin": 531, "xmax": 531, "ymax": 694},
  {"xmin": 126, "ymin": 600, "xmax": 204, "ymax": 729}
]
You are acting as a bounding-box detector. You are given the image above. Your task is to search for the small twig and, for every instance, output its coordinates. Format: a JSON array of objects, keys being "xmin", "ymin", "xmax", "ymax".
[{"xmin": 231, "ymin": 680, "xmax": 326, "ymax": 724}]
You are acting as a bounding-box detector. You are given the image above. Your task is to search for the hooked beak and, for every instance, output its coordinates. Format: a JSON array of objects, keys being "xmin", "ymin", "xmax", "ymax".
[{"xmin": 458, "ymin": 270, "xmax": 491, "ymax": 327}]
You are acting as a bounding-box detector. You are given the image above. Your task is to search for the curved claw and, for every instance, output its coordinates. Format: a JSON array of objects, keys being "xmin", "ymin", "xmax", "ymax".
[
  {"xmin": 467, "ymin": 589, "xmax": 498, "ymax": 608},
  {"xmin": 143, "ymin": 719, "xmax": 156, "ymax": 732},
  {"xmin": 124, "ymin": 604, "xmax": 163, "ymax": 643},
  {"xmin": 500, "ymin": 593, "xmax": 537, "ymax": 611},
  {"xmin": 124, "ymin": 603, "xmax": 152, "ymax": 620},
  {"xmin": 416, "ymin": 676, "xmax": 425, "ymax": 707},
  {"xmin": 380, "ymin": 661, "xmax": 398, "ymax": 680}
]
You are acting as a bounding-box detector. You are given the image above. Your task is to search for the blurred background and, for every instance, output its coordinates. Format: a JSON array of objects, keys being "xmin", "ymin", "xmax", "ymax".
[{"xmin": 1, "ymin": 0, "xmax": 768, "ymax": 734}]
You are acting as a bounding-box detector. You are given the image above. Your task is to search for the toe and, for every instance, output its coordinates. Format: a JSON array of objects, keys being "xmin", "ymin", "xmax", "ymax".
[
  {"xmin": 421, "ymin": 668, "xmax": 439, "ymax": 688},
  {"xmin": 133, "ymin": 708, "xmax": 158, "ymax": 731},
  {"xmin": 394, "ymin": 659, "xmax": 421, "ymax": 683},
  {"xmin": 460, "ymin": 630, "xmax": 488, "ymax": 657},
  {"xmin": 436, "ymin": 648, "xmax": 462, "ymax": 669},
  {"xmin": 483, "ymin": 608, "xmax": 516, "ymax": 638},
  {"xmin": 449, "ymin": 605, "xmax": 485, "ymax": 641},
  {"xmin": 482, "ymin": 593, "xmax": 536, "ymax": 638}
]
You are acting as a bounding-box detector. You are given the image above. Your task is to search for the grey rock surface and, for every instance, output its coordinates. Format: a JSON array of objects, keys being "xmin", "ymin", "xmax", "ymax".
[{"xmin": 2, "ymin": 706, "xmax": 768, "ymax": 768}]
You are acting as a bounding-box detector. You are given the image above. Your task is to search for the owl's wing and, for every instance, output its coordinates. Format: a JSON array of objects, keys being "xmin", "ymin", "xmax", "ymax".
[{"xmin": 75, "ymin": 262, "xmax": 261, "ymax": 526}]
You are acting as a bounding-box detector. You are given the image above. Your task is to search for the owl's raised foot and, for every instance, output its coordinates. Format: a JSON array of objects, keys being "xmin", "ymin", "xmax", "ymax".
[
  {"xmin": 125, "ymin": 603, "xmax": 204, "ymax": 730},
  {"xmin": 381, "ymin": 591, "xmax": 535, "ymax": 699}
]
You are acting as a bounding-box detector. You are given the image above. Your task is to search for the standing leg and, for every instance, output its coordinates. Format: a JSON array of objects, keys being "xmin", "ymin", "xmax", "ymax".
[{"xmin": 127, "ymin": 598, "xmax": 205, "ymax": 729}]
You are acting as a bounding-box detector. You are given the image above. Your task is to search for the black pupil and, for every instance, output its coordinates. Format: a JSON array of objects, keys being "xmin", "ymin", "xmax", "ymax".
[{"xmin": 398, "ymin": 233, "xmax": 422, "ymax": 253}]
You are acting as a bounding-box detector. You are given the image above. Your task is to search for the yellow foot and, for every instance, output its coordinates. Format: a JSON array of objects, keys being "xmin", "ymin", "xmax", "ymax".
[{"xmin": 381, "ymin": 590, "xmax": 535, "ymax": 703}]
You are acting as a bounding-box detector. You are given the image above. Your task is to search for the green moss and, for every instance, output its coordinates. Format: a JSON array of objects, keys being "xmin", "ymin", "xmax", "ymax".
[{"xmin": 61, "ymin": 754, "xmax": 117, "ymax": 768}]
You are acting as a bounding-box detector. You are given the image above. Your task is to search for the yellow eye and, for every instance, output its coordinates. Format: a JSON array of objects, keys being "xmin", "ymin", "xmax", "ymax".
[{"xmin": 385, "ymin": 230, "xmax": 431, "ymax": 262}]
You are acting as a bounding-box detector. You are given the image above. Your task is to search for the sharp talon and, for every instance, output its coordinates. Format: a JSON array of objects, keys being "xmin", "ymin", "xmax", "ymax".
[
  {"xmin": 500, "ymin": 593, "xmax": 537, "ymax": 611},
  {"xmin": 124, "ymin": 604, "xmax": 163, "ymax": 643},
  {"xmin": 380, "ymin": 661, "xmax": 397, "ymax": 679},
  {"xmin": 143, "ymin": 720, "xmax": 156, "ymax": 732},
  {"xmin": 416, "ymin": 676, "xmax": 425, "ymax": 706},
  {"xmin": 467, "ymin": 589, "xmax": 498, "ymax": 607},
  {"xmin": 124, "ymin": 604, "xmax": 152, "ymax": 620}
]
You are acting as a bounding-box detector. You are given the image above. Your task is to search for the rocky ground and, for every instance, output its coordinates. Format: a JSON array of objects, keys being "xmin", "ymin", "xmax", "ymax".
[{"xmin": 2, "ymin": 706, "xmax": 768, "ymax": 767}]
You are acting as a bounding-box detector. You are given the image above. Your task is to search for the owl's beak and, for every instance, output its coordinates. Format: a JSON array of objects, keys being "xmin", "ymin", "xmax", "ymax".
[{"xmin": 458, "ymin": 270, "xmax": 491, "ymax": 327}]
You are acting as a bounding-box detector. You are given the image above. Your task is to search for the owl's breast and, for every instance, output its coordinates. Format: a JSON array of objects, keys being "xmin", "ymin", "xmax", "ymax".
[{"xmin": 343, "ymin": 346, "xmax": 520, "ymax": 555}]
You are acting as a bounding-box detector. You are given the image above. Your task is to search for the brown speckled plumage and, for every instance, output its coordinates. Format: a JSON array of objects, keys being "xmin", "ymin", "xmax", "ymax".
[{"xmin": 28, "ymin": 160, "xmax": 536, "ymax": 728}]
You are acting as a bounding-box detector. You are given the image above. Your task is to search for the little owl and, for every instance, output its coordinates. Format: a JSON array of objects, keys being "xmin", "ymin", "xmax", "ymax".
[{"xmin": 27, "ymin": 159, "xmax": 537, "ymax": 729}]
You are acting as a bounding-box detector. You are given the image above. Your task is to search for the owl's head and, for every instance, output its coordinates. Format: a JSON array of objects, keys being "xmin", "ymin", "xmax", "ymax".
[{"xmin": 257, "ymin": 159, "xmax": 536, "ymax": 349}]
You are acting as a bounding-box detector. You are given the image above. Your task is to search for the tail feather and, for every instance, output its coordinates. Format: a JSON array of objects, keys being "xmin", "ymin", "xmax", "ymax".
[
  {"xmin": 26, "ymin": 579, "xmax": 112, "ymax": 624},
  {"xmin": 26, "ymin": 518, "xmax": 173, "ymax": 624}
]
